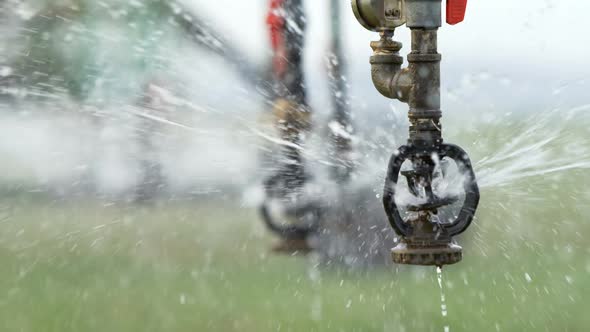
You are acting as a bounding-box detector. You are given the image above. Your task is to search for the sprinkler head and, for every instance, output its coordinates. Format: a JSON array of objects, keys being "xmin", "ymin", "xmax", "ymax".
[
  {"xmin": 383, "ymin": 145, "xmax": 480, "ymax": 266},
  {"xmin": 259, "ymin": 171, "xmax": 322, "ymax": 255},
  {"xmin": 260, "ymin": 200, "xmax": 320, "ymax": 255}
]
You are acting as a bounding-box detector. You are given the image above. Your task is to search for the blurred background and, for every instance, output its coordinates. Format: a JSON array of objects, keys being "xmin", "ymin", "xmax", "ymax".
[{"xmin": 0, "ymin": 0, "xmax": 589, "ymax": 331}]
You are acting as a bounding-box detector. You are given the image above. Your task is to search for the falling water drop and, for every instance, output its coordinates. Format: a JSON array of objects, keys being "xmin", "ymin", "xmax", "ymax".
[{"xmin": 437, "ymin": 266, "xmax": 450, "ymax": 331}]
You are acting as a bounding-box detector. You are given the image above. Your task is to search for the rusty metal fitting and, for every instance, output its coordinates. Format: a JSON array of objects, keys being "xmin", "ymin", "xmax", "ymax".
[
  {"xmin": 392, "ymin": 241, "xmax": 462, "ymax": 266},
  {"xmin": 369, "ymin": 33, "xmax": 412, "ymax": 100}
]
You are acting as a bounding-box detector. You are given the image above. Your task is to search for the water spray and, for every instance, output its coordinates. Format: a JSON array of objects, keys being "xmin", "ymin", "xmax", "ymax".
[{"xmin": 352, "ymin": 0, "xmax": 480, "ymax": 266}]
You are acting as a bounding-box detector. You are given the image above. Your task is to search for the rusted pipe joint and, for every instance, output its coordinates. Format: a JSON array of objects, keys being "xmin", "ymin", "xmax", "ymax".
[
  {"xmin": 369, "ymin": 33, "xmax": 412, "ymax": 101},
  {"xmin": 370, "ymin": 54, "xmax": 400, "ymax": 98}
]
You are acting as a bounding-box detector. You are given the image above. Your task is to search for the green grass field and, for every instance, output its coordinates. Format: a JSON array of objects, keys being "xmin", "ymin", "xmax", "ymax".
[{"xmin": 0, "ymin": 176, "xmax": 588, "ymax": 332}]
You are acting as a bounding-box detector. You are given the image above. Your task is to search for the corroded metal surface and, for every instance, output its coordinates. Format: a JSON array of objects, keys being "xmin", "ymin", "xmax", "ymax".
[{"xmin": 392, "ymin": 241, "xmax": 462, "ymax": 266}]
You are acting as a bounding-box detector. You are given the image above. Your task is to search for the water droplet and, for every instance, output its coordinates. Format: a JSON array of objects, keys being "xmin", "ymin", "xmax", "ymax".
[
  {"xmin": 524, "ymin": 273, "xmax": 532, "ymax": 283},
  {"xmin": 0, "ymin": 66, "xmax": 13, "ymax": 77},
  {"xmin": 437, "ymin": 267, "xmax": 451, "ymax": 331}
]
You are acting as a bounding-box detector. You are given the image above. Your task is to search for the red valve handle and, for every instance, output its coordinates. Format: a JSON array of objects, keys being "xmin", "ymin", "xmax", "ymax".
[
  {"xmin": 266, "ymin": 0, "xmax": 288, "ymax": 77},
  {"xmin": 267, "ymin": 0, "xmax": 284, "ymax": 51},
  {"xmin": 446, "ymin": 0, "xmax": 468, "ymax": 25}
]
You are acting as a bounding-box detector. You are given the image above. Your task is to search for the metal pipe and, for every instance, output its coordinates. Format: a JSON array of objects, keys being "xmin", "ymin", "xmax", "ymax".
[
  {"xmin": 406, "ymin": 28, "xmax": 443, "ymax": 147},
  {"xmin": 368, "ymin": 28, "xmax": 442, "ymax": 146}
]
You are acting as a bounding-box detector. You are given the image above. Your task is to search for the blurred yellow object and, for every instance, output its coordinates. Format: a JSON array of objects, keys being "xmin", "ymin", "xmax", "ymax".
[{"xmin": 271, "ymin": 98, "xmax": 311, "ymax": 139}]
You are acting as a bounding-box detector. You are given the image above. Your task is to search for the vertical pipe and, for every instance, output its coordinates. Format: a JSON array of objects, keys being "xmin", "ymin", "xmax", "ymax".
[
  {"xmin": 407, "ymin": 28, "xmax": 442, "ymax": 147},
  {"xmin": 277, "ymin": 0, "xmax": 307, "ymax": 106},
  {"xmin": 329, "ymin": 0, "xmax": 348, "ymax": 126},
  {"xmin": 266, "ymin": 0, "xmax": 310, "ymax": 191},
  {"xmin": 328, "ymin": 0, "xmax": 353, "ymax": 181}
]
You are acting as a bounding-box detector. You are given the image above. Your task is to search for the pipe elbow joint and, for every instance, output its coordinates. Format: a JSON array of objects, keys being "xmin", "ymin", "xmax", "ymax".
[
  {"xmin": 391, "ymin": 68, "xmax": 411, "ymax": 102},
  {"xmin": 370, "ymin": 54, "xmax": 411, "ymax": 102},
  {"xmin": 370, "ymin": 54, "xmax": 402, "ymax": 99}
]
